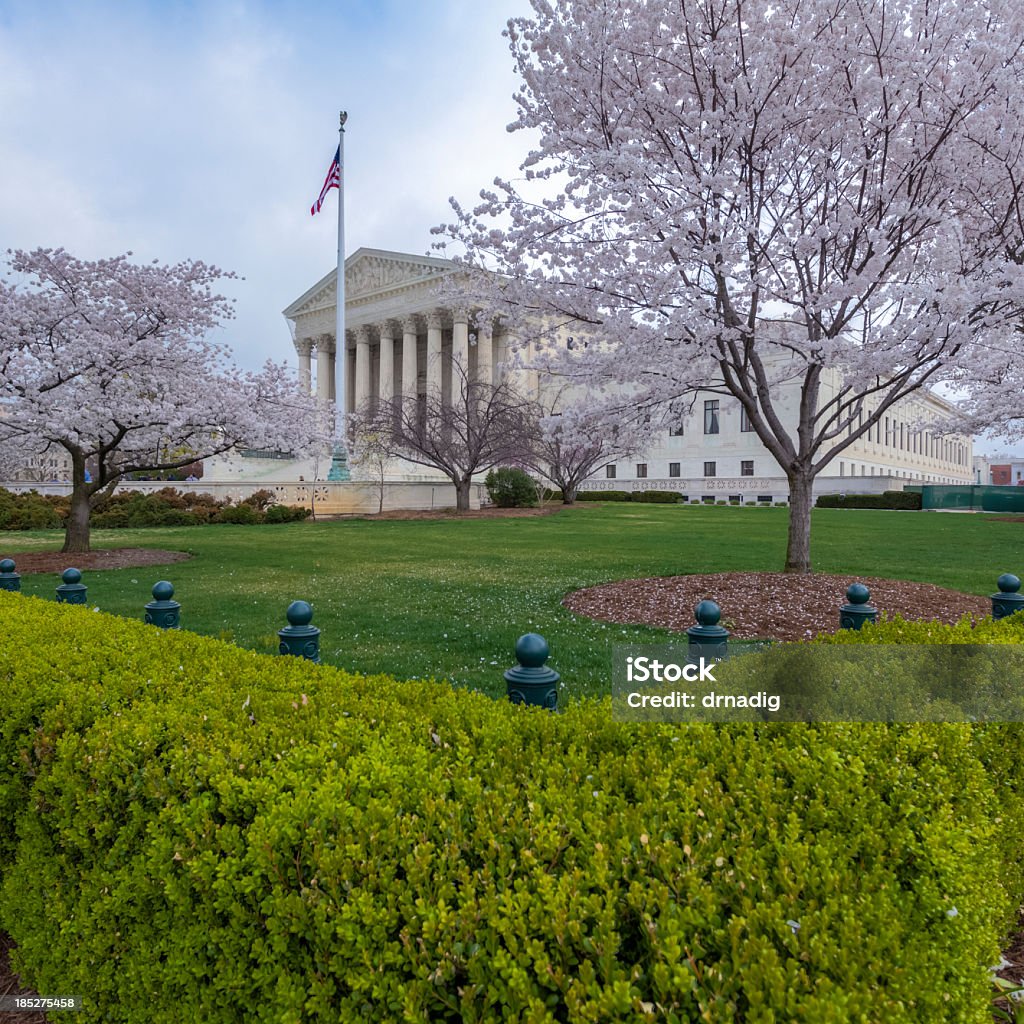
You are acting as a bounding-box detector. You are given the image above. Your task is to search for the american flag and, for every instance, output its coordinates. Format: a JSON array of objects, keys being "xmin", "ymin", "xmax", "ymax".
[{"xmin": 310, "ymin": 147, "xmax": 340, "ymax": 216}]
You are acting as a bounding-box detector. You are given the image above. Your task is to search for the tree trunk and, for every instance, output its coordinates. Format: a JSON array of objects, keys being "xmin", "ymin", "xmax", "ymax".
[
  {"xmin": 455, "ymin": 477, "xmax": 472, "ymax": 512},
  {"xmin": 563, "ymin": 484, "xmax": 578, "ymax": 504},
  {"xmin": 784, "ymin": 472, "xmax": 814, "ymax": 573},
  {"xmin": 63, "ymin": 484, "xmax": 92, "ymax": 554}
]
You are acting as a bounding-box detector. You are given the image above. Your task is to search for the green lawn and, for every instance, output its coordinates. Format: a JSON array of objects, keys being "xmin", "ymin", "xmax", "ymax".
[{"xmin": 1, "ymin": 504, "xmax": 1019, "ymax": 699}]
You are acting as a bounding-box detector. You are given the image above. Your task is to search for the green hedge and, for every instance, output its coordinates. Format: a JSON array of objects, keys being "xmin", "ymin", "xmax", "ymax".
[
  {"xmin": 632, "ymin": 490, "xmax": 682, "ymax": 503},
  {"xmin": 0, "ymin": 487, "xmax": 310, "ymax": 529},
  {"xmin": 577, "ymin": 489, "xmax": 632, "ymax": 501},
  {"xmin": 1, "ymin": 593, "xmax": 1022, "ymax": 1021},
  {"xmin": 816, "ymin": 489, "xmax": 923, "ymax": 510}
]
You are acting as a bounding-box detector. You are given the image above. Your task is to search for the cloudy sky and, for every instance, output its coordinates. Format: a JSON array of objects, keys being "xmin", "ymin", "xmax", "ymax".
[
  {"xmin": 0, "ymin": 0, "xmax": 532, "ymax": 368},
  {"xmin": 2, "ymin": 0, "xmax": 1019, "ymax": 458}
]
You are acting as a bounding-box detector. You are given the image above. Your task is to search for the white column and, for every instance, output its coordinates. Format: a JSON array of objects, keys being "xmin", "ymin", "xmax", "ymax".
[
  {"xmin": 355, "ymin": 325, "xmax": 371, "ymax": 414},
  {"xmin": 426, "ymin": 310, "xmax": 443, "ymax": 403},
  {"xmin": 402, "ymin": 316, "xmax": 419, "ymax": 412},
  {"xmin": 452, "ymin": 308, "xmax": 469, "ymax": 383},
  {"xmin": 476, "ymin": 321, "xmax": 493, "ymax": 386},
  {"xmin": 315, "ymin": 335, "xmax": 333, "ymax": 407},
  {"xmin": 379, "ymin": 321, "xmax": 395, "ymax": 408},
  {"xmin": 295, "ymin": 337, "xmax": 313, "ymax": 393}
]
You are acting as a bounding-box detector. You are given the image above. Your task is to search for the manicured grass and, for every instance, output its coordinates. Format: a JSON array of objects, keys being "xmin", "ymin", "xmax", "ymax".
[{"xmin": 2, "ymin": 504, "xmax": 1019, "ymax": 699}]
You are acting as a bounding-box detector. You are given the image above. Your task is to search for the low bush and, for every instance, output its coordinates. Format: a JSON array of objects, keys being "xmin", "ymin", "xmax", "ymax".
[
  {"xmin": 0, "ymin": 486, "xmax": 309, "ymax": 530},
  {"xmin": 816, "ymin": 489, "xmax": 923, "ymax": 510},
  {"xmin": 263, "ymin": 503, "xmax": 311, "ymax": 524},
  {"xmin": 0, "ymin": 489, "xmax": 66, "ymax": 530},
  {"xmin": 633, "ymin": 490, "xmax": 681, "ymax": 503},
  {"xmin": 578, "ymin": 489, "xmax": 632, "ymax": 501},
  {"xmin": 1, "ymin": 593, "xmax": 1023, "ymax": 1021},
  {"xmin": 484, "ymin": 467, "xmax": 538, "ymax": 508}
]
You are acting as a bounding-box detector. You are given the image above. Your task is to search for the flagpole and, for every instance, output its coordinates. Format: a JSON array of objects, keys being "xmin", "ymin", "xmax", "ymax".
[{"xmin": 328, "ymin": 109, "xmax": 350, "ymax": 481}]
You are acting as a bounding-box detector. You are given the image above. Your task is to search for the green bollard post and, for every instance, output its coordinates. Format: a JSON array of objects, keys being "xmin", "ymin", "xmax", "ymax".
[
  {"xmin": 0, "ymin": 558, "xmax": 20, "ymax": 592},
  {"xmin": 839, "ymin": 583, "xmax": 877, "ymax": 630},
  {"xmin": 56, "ymin": 567, "xmax": 87, "ymax": 605},
  {"xmin": 278, "ymin": 601, "xmax": 321, "ymax": 663},
  {"xmin": 505, "ymin": 633, "xmax": 560, "ymax": 710},
  {"xmin": 992, "ymin": 574, "xmax": 1024, "ymax": 620},
  {"xmin": 145, "ymin": 581, "xmax": 181, "ymax": 629},
  {"xmin": 687, "ymin": 600, "xmax": 729, "ymax": 661}
]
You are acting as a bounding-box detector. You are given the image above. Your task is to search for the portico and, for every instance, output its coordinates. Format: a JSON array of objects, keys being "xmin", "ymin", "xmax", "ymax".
[{"xmin": 284, "ymin": 248, "xmax": 505, "ymax": 425}]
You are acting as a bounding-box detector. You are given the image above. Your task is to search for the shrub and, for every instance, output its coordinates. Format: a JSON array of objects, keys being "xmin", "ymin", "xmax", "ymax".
[
  {"xmin": 263, "ymin": 503, "xmax": 311, "ymax": 524},
  {"xmin": 484, "ymin": 467, "xmax": 538, "ymax": 507},
  {"xmin": 241, "ymin": 488, "xmax": 277, "ymax": 512},
  {"xmin": 816, "ymin": 490, "xmax": 923, "ymax": 510},
  {"xmin": 633, "ymin": 490, "xmax": 681, "ymax": 503},
  {"xmin": 578, "ymin": 489, "xmax": 632, "ymax": 501},
  {"xmin": 1, "ymin": 594, "xmax": 1023, "ymax": 1022},
  {"xmin": 0, "ymin": 489, "xmax": 65, "ymax": 530},
  {"xmin": 214, "ymin": 502, "xmax": 260, "ymax": 525}
]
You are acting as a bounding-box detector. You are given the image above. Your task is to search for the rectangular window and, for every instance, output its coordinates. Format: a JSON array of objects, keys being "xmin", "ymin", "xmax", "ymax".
[
  {"xmin": 704, "ymin": 400, "xmax": 720, "ymax": 435},
  {"xmin": 741, "ymin": 460, "xmax": 754, "ymax": 476},
  {"xmin": 740, "ymin": 407, "xmax": 754, "ymax": 432},
  {"xmin": 605, "ymin": 465, "xmax": 617, "ymax": 479},
  {"xmin": 704, "ymin": 461, "xmax": 716, "ymax": 477},
  {"xmin": 636, "ymin": 463, "xmax": 648, "ymax": 478},
  {"xmin": 669, "ymin": 462, "xmax": 680, "ymax": 478},
  {"xmin": 670, "ymin": 422, "xmax": 685, "ymax": 436},
  {"xmin": 839, "ymin": 461, "xmax": 844, "ymax": 477}
]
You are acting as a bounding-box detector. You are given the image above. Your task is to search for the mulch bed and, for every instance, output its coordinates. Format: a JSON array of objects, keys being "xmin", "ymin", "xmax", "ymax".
[
  {"xmin": 0, "ymin": 934, "xmax": 46, "ymax": 1024},
  {"xmin": 564, "ymin": 571, "xmax": 991, "ymax": 641},
  {"xmin": 0, "ymin": 548, "xmax": 191, "ymax": 576}
]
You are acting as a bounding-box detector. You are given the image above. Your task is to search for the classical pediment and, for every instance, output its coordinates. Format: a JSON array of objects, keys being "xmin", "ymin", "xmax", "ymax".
[{"xmin": 283, "ymin": 248, "xmax": 458, "ymax": 320}]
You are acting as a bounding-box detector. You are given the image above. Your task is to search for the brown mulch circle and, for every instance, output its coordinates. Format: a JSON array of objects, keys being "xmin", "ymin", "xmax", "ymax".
[
  {"xmin": 564, "ymin": 571, "xmax": 991, "ymax": 641},
  {"xmin": 0, "ymin": 548, "xmax": 192, "ymax": 576}
]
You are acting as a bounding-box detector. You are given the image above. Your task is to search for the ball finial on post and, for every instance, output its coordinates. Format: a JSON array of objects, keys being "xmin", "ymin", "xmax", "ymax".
[
  {"xmin": 145, "ymin": 580, "xmax": 181, "ymax": 629},
  {"xmin": 687, "ymin": 600, "xmax": 729, "ymax": 661},
  {"xmin": 504, "ymin": 632, "xmax": 560, "ymax": 710},
  {"xmin": 992, "ymin": 573, "xmax": 1024, "ymax": 621},
  {"xmin": 0, "ymin": 558, "xmax": 20, "ymax": 593},
  {"xmin": 56, "ymin": 567, "xmax": 87, "ymax": 605},
  {"xmin": 278, "ymin": 600, "xmax": 321, "ymax": 662},
  {"xmin": 839, "ymin": 582, "xmax": 877, "ymax": 630}
]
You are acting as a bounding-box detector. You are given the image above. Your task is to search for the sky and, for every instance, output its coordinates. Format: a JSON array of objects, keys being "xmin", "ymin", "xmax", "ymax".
[
  {"xmin": 0, "ymin": 0, "xmax": 1019, "ymax": 458},
  {"xmin": 0, "ymin": 0, "xmax": 532, "ymax": 368}
]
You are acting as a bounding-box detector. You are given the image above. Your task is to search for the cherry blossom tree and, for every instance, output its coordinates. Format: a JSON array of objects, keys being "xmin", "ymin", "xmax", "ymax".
[
  {"xmin": 523, "ymin": 386, "xmax": 651, "ymax": 503},
  {"xmin": 441, "ymin": 0, "xmax": 1024, "ymax": 572},
  {"xmin": 0, "ymin": 248, "xmax": 319, "ymax": 552},
  {"xmin": 353, "ymin": 358, "xmax": 535, "ymax": 512}
]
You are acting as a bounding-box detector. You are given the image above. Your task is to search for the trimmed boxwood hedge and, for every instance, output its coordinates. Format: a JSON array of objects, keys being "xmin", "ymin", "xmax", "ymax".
[
  {"xmin": 816, "ymin": 490, "xmax": 923, "ymax": 510},
  {"xmin": 1, "ymin": 592, "xmax": 1023, "ymax": 1021},
  {"xmin": 577, "ymin": 489, "xmax": 632, "ymax": 501},
  {"xmin": 632, "ymin": 490, "xmax": 682, "ymax": 503}
]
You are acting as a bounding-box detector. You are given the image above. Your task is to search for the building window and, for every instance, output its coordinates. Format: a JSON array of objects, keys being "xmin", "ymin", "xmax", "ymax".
[
  {"xmin": 741, "ymin": 460, "xmax": 754, "ymax": 476},
  {"xmin": 636, "ymin": 463, "xmax": 648, "ymax": 478},
  {"xmin": 740, "ymin": 407, "xmax": 754, "ymax": 432},
  {"xmin": 669, "ymin": 462, "xmax": 680, "ymax": 477},
  {"xmin": 704, "ymin": 400, "xmax": 720, "ymax": 435},
  {"xmin": 704, "ymin": 461, "xmax": 716, "ymax": 477},
  {"xmin": 670, "ymin": 422, "xmax": 685, "ymax": 436},
  {"xmin": 606, "ymin": 465, "xmax": 617, "ymax": 479}
]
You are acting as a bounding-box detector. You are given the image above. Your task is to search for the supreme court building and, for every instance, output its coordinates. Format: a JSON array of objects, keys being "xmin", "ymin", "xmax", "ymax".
[{"xmin": 206, "ymin": 246, "xmax": 974, "ymax": 508}]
